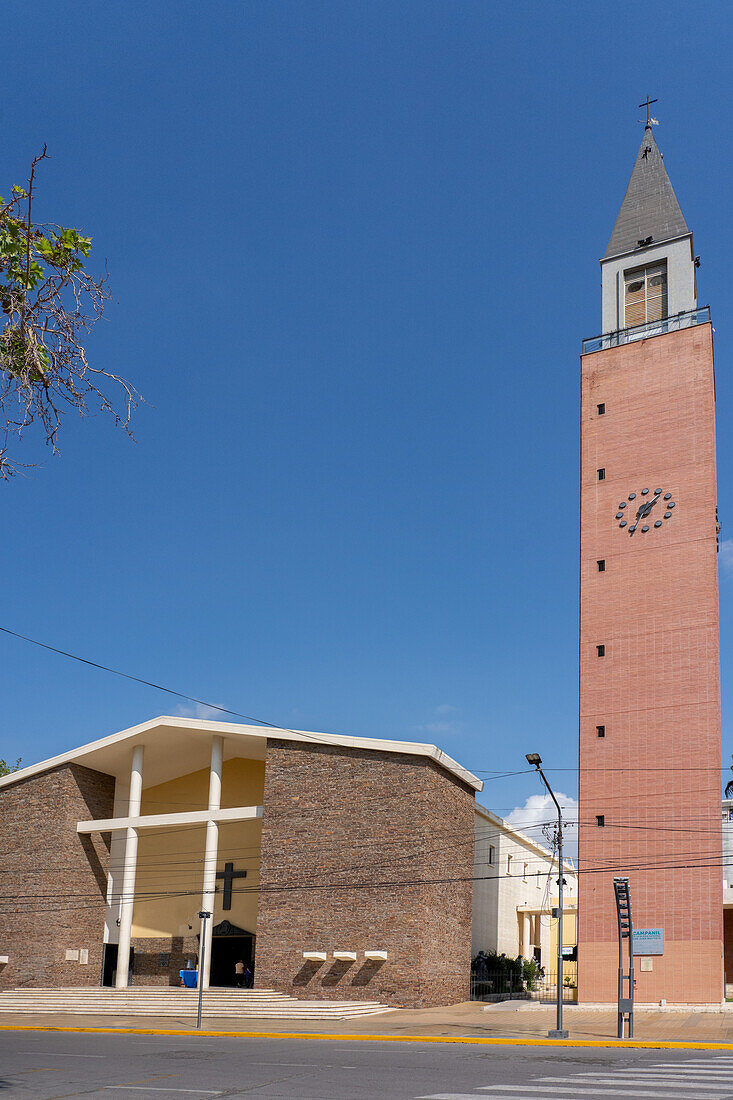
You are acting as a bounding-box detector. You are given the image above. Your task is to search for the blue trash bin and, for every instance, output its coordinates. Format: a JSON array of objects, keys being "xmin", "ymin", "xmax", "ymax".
[{"xmin": 180, "ymin": 969, "xmax": 198, "ymax": 988}]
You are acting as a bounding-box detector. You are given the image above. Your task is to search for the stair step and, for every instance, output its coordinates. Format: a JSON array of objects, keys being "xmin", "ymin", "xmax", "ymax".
[{"xmin": 0, "ymin": 986, "xmax": 392, "ymax": 1018}]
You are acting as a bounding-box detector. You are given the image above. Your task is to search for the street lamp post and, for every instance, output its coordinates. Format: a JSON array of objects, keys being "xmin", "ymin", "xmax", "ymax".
[
  {"xmin": 525, "ymin": 753, "xmax": 568, "ymax": 1040},
  {"xmin": 196, "ymin": 910, "xmax": 211, "ymax": 1030}
]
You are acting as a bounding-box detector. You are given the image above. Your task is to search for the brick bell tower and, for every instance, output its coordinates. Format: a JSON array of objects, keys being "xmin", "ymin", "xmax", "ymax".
[{"xmin": 578, "ymin": 119, "xmax": 723, "ymax": 1003}]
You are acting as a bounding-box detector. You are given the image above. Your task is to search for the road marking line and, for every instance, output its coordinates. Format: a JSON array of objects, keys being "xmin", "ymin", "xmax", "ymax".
[
  {"xmin": 567, "ymin": 1073, "xmax": 733, "ymax": 1082},
  {"xmin": 16, "ymin": 1051, "xmax": 105, "ymax": 1057},
  {"xmin": 535, "ymin": 1075, "xmax": 733, "ymax": 1086},
  {"xmin": 104, "ymin": 1090, "xmax": 222, "ymax": 1095},
  {"xmin": 5, "ymin": 1024, "xmax": 733, "ymax": 1051},
  {"xmin": 655, "ymin": 1061, "xmax": 733, "ymax": 1067},
  {"xmin": 551, "ymin": 1072, "xmax": 733, "ymax": 1085},
  {"xmin": 478, "ymin": 1089, "xmax": 712, "ymax": 1098}
]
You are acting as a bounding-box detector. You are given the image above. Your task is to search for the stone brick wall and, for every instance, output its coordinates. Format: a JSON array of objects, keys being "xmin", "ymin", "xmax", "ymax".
[
  {"xmin": 578, "ymin": 324, "xmax": 723, "ymax": 1003},
  {"xmin": 255, "ymin": 739, "xmax": 475, "ymax": 1008},
  {"xmin": 0, "ymin": 764, "xmax": 115, "ymax": 989},
  {"xmin": 130, "ymin": 935, "xmax": 199, "ymax": 987}
]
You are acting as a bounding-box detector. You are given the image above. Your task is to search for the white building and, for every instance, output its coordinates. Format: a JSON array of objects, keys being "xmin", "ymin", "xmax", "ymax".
[{"xmin": 472, "ymin": 803, "xmax": 577, "ymax": 969}]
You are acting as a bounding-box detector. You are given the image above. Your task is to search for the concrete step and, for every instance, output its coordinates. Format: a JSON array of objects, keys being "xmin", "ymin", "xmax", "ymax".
[{"xmin": 0, "ymin": 987, "xmax": 392, "ymax": 1019}]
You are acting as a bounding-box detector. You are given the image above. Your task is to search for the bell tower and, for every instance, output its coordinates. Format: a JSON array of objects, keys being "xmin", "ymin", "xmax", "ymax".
[{"xmin": 577, "ymin": 119, "xmax": 723, "ymax": 1004}]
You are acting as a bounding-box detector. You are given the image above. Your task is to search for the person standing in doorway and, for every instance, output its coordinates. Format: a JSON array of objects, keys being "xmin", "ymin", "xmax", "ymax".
[{"xmin": 234, "ymin": 959, "xmax": 245, "ymax": 988}]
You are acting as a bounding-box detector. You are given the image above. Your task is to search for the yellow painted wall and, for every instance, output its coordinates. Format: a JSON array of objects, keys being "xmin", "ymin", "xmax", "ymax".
[
  {"xmin": 131, "ymin": 757, "xmax": 264, "ymax": 939},
  {"xmin": 549, "ymin": 900, "xmax": 578, "ymax": 984}
]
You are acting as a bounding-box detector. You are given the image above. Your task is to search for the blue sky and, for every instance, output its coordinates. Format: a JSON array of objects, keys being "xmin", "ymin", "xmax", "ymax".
[{"xmin": 3, "ymin": 1, "xmax": 733, "ymax": 833}]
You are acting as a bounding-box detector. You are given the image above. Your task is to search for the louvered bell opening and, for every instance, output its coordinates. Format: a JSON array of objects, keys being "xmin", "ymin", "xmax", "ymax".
[
  {"xmin": 624, "ymin": 261, "xmax": 668, "ymax": 327},
  {"xmin": 625, "ymin": 274, "xmax": 646, "ymax": 326},
  {"xmin": 646, "ymin": 266, "xmax": 668, "ymax": 321}
]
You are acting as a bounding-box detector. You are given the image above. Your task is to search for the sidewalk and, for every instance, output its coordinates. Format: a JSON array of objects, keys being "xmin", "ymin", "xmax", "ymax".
[{"xmin": 2, "ymin": 1001, "xmax": 733, "ymax": 1046}]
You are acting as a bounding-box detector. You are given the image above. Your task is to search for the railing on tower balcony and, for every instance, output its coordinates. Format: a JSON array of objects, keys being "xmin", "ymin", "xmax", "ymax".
[{"xmin": 581, "ymin": 305, "xmax": 711, "ymax": 355}]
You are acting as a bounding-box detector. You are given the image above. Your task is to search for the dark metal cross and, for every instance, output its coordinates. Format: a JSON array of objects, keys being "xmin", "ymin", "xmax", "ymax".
[
  {"xmin": 216, "ymin": 861, "xmax": 247, "ymax": 910},
  {"xmin": 638, "ymin": 96, "xmax": 658, "ymax": 125}
]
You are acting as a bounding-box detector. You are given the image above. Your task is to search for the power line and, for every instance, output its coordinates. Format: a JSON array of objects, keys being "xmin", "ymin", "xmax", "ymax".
[{"xmin": 0, "ymin": 624, "xmax": 334, "ymax": 748}]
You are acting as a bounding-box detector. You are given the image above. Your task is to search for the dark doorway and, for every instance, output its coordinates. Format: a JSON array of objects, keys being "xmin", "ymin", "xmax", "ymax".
[
  {"xmin": 101, "ymin": 943, "xmax": 134, "ymax": 987},
  {"xmin": 209, "ymin": 935, "xmax": 254, "ymax": 988}
]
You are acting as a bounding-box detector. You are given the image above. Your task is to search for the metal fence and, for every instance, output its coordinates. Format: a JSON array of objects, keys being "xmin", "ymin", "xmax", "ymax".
[
  {"xmin": 470, "ymin": 972, "xmax": 577, "ymax": 1004},
  {"xmin": 581, "ymin": 305, "xmax": 710, "ymax": 355}
]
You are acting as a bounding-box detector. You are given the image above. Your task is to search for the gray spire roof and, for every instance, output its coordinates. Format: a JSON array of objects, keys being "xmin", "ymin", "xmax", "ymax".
[{"xmin": 605, "ymin": 126, "xmax": 689, "ymax": 259}]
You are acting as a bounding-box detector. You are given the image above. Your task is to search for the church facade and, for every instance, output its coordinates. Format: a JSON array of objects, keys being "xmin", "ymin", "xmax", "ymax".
[
  {"xmin": 578, "ymin": 122, "xmax": 723, "ymax": 1002},
  {"xmin": 0, "ymin": 716, "xmax": 481, "ymax": 1008}
]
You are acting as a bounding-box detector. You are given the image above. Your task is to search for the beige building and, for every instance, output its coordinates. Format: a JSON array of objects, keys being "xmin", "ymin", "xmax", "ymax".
[{"xmin": 472, "ymin": 804, "xmax": 577, "ymax": 974}]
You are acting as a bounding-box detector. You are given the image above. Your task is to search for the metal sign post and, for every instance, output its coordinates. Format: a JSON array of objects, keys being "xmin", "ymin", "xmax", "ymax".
[
  {"xmin": 613, "ymin": 878, "xmax": 634, "ymax": 1038},
  {"xmin": 196, "ymin": 910, "xmax": 211, "ymax": 1030}
]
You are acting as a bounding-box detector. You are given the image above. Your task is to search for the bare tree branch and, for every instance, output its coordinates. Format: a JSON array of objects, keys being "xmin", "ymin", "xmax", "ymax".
[{"xmin": 0, "ymin": 149, "xmax": 140, "ymax": 477}]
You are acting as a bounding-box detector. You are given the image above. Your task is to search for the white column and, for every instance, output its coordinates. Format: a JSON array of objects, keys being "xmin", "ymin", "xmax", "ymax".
[
  {"xmin": 520, "ymin": 912, "xmax": 532, "ymax": 958},
  {"xmin": 200, "ymin": 735, "xmax": 223, "ymax": 989},
  {"xmin": 115, "ymin": 745, "xmax": 144, "ymax": 989}
]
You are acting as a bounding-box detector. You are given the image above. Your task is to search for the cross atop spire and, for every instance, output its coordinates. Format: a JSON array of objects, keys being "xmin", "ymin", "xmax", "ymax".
[{"xmin": 638, "ymin": 95, "xmax": 658, "ymax": 127}]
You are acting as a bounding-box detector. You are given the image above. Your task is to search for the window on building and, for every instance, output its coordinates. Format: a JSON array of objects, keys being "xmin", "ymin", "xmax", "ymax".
[
  {"xmin": 506, "ymin": 854, "xmax": 512, "ymax": 875},
  {"xmin": 523, "ymin": 862, "xmax": 528, "ymax": 882},
  {"xmin": 624, "ymin": 261, "xmax": 668, "ymax": 327},
  {"xmin": 536, "ymin": 871, "xmax": 542, "ymax": 888},
  {"xmin": 596, "ymin": 814, "xmax": 605, "ymax": 827},
  {"xmin": 488, "ymin": 845, "xmax": 495, "ymax": 865},
  {"xmin": 597, "ymin": 403, "xmax": 606, "ymax": 415},
  {"xmin": 596, "ymin": 724, "xmax": 606, "ymax": 738},
  {"xmin": 596, "ymin": 644, "xmax": 605, "ymax": 657},
  {"xmin": 597, "ymin": 468, "xmax": 605, "ymax": 481},
  {"xmin": 597, "ymin": 559, "xmax": 605, "ymax": 572}
]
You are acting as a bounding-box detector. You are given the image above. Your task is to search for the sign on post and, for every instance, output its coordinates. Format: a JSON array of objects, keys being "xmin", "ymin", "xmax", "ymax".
[{"xmin": 632, "ymin": 928, "xmax": 664, "ymax": 956}]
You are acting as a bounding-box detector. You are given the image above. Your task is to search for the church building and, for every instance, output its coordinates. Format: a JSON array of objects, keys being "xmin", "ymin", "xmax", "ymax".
[
  {"xmin": 0, "ymin": 715, "xmax": 481, "ymax": 1008},
  {"xmin": 578, "ymin": 117, "xmax": 723, "ymax": 1002}
]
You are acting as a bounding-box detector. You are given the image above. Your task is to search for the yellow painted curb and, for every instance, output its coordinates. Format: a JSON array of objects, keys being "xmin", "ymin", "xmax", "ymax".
[{"xmin": 1, "ymin": 1025, "xmax": 733, "ymax": 1050}]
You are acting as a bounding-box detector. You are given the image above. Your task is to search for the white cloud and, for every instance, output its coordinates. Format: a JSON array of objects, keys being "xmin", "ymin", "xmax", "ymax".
[
  {"xmin": 175, "ymin": 701, "xmax": 231, "ymax": 721},
  {"xmin": 505, "ymin": 792, "xmax": 578, "ymax": 862},
  {"xmin": 720, "ymin": 539, "xmax": 733, "ymax": 575},
  {"xmin": 413, "ymin": 705, "xmax": 463, "ymax": 737}
]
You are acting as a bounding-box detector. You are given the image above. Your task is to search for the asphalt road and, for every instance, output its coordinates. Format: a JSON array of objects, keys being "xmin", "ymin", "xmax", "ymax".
[{"xmin": 1, "ymin": 1031, "xmax": 733, "ymax": 1098}]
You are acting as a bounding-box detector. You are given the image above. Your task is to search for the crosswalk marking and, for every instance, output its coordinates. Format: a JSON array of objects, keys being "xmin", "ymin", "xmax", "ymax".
[
  {"xmin": 480, "ymin": 1089, "xmax": 726, "ymax": 1098},
  {"xmin": 442, "ymin": 1091, "xmax": 709, "ymax": 1099},
  {"xmin": 530, "ymin": 1075, "xmax": 732, "ymax": 1088},
  {"xmin": 417, "ymin": 1055, "xmax": 733, "ymax": 1100},
  {"xmin": 550, "ymin": 1071, "xmax": 733, "ymax": 1083}
]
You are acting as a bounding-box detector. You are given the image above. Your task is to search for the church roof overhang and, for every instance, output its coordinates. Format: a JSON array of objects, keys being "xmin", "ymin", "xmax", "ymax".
[
  {"xmin": 0, "ymin": 714, "xmax": 484, "ymax": 793},
  {"xmin": 600, "ymin": 229, "xmax": 694, "ymax": 267}
]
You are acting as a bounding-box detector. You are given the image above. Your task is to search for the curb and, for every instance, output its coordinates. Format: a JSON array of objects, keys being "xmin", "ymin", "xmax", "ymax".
[{"xmin": 1, "ymin": 1025, "xmax": 733, "ymax": 1050}]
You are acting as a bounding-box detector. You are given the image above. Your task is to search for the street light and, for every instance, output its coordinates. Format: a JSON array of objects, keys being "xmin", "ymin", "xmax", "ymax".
[
  {"xmin": 196, "ymin": 910, "xmax": 211, "ymax": 1030},
  {"xmin": 525, "ymin": 752, "xmax": 568, "ymax": 1040}
]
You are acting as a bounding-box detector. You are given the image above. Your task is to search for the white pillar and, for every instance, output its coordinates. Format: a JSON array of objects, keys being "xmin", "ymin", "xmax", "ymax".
[
  {"xmin": 520, "ymin": 913, "xmax": 532, "ymax": 958},
  {"xmin": 200, "ymin": 735, "xmax": 223, "ymax": 989},
  {"xmin": 115, "ymin": 745, "xmax": 144, "ymax": 989}
]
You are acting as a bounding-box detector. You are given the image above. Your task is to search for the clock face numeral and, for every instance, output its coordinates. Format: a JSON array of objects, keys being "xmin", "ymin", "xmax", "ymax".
[{"xmin": 616, "ymin": 489, "xmax": 676, "ymax": 535}]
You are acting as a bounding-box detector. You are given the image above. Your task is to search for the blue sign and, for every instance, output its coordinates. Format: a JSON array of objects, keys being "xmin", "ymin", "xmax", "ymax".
[{"xmin": 632, "ymin": 928, "xmax": 664, "ymax": 955}]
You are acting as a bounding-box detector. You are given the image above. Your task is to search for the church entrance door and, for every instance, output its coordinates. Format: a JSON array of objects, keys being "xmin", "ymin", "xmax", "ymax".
[{"xmin": 207, "ymin": 921, "xmax": 255, "ymax": 988}]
